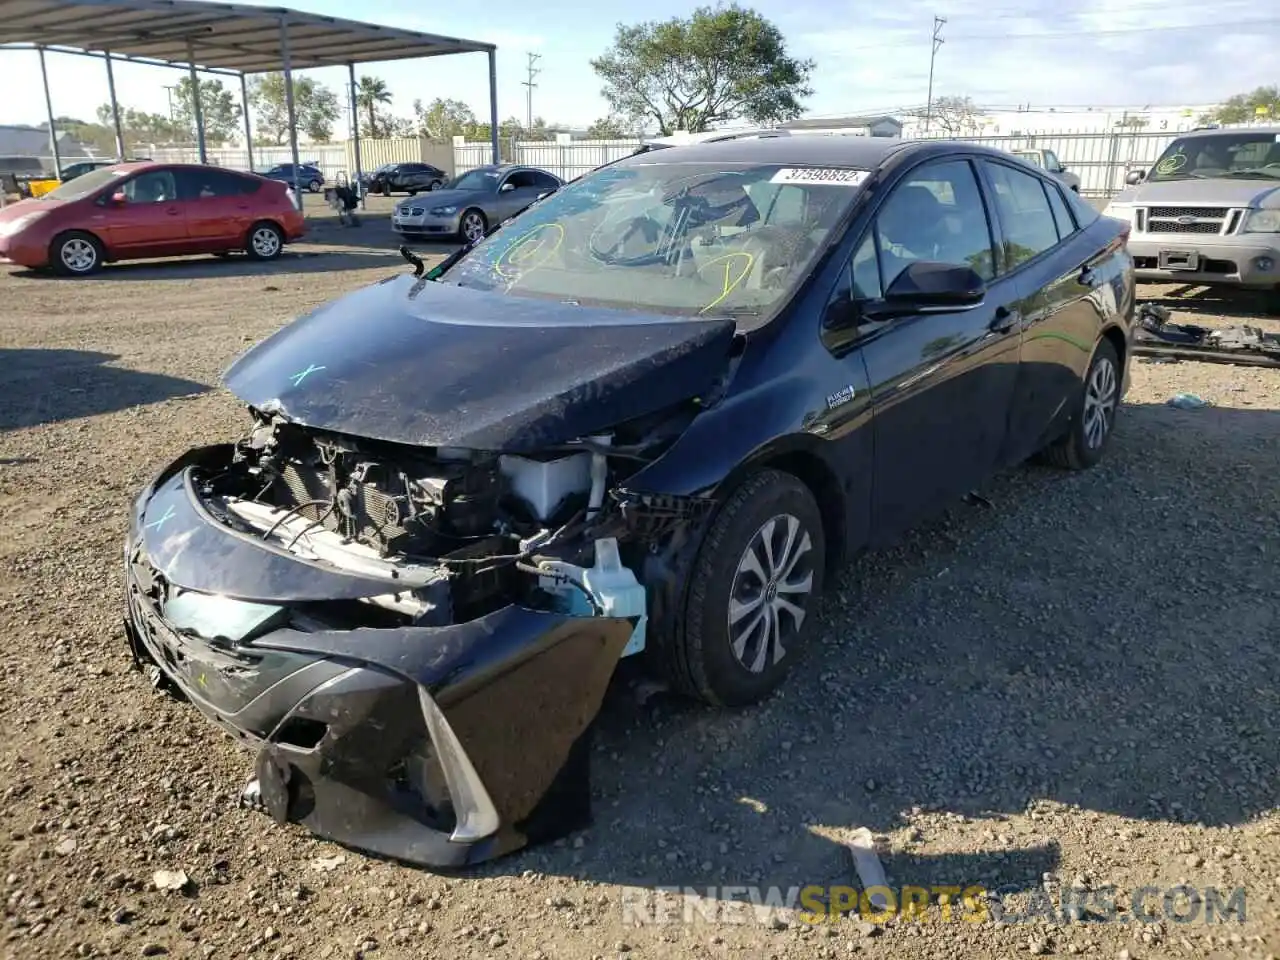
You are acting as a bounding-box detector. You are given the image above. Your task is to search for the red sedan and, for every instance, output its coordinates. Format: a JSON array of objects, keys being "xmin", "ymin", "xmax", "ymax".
[{"xmin": 0, "ymin": 162, "xmax": 306, "ymax": 276}]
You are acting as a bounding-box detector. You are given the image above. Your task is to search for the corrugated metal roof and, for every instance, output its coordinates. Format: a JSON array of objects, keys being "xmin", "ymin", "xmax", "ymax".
[{"xmin": 0, "ymin": 0, "xmax": 494, "ymax": 74}]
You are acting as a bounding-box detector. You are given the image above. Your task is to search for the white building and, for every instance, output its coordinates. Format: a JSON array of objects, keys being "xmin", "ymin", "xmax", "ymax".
[{"xmin": 899, "ymin": 104, "xmax": 1222, "ymax": 137}]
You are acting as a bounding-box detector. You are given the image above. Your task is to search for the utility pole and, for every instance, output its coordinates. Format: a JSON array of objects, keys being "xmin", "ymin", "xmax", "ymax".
[
  {"xmin": 522, "ymin": 52, "xmax": 541, "ymax": 130},
  {"xmin": 162, "ymin": 84, "xmax": 178, "ymax": 121},
  {"xmin": 924, "ymin": 16, "xmax": 946, "ymax": 134}
]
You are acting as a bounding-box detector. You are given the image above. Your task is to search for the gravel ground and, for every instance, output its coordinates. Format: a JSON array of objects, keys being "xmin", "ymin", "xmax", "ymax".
[{"xmin": 1, "ymin": 218, "xmax": 1278, "ymax": 960}]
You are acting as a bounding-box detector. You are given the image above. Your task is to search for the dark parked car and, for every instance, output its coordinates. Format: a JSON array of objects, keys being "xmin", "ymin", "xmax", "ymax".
[
  {"xmin": 392, "ymin": 164, "xmax": 563, "ymax": 242},
  {"xmin": 122, "ymin": 137, "xmax": 1135, "ymax": 868},
  {"xmin": 262, "ymin": 163, "xmax": 325, "ymax": 193},
  {"xmin": 367, "ymin": 161, "xmax": 448, "ymax": 196}
]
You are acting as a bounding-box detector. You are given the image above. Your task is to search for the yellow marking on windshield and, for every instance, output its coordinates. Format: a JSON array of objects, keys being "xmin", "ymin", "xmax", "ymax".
[
  {"xmin": 1156, "ymin": 153, "xmax": 1186, "ymax": 175},
  {"xmin": 698, "ymin": 252, "xmax": 755, "ymax": 314},
  {"xmin": 494, "ymin": 222, "xmax": 565, "ymax": 286}
]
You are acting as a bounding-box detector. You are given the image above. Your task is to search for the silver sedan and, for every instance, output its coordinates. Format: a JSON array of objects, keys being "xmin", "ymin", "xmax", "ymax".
[{"xmin": 391, "ymin": 164, "xmax": 564, "ymax": 243}]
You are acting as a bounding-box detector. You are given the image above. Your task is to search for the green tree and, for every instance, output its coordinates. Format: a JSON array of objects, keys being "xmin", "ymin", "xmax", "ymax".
[
  {"xmin": 585, "ymin": 116, "xmax": 630, "ymax": 139},
  {"xmin": 249, "ymin": 72, "xmax": 341, "ymax": 144},
  {"xmin": 173, "ymin": 76, "xmax": 242, "ymax": 144},
  {"xmin": 413, "ymin": 97, "xmax": 476, "ymax": 139},
  {"xmin": 590, "ymin": 4, "xmax": 813, "ymax": 135},
  {"xmin": 355, "ymin": 75, "xmax": 393, "ymax": 137},
  {"xmin": 93, "ymin": 105, "xmax": 185, "ymax": 147},
  {"xmin": 1199, "ymin": 85, "xmax": 1280, "ymax": 124}
]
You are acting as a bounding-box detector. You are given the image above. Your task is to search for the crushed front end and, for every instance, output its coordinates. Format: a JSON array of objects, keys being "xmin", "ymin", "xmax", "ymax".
[{"xmin": 122, "ymin": 409, "xmax": 714, "ymax": 867}]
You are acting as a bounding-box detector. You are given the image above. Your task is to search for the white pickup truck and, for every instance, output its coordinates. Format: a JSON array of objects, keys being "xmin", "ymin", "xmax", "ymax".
[{"xmin": 1012, "ymin": 148, "xmax": 1082, "ymax": 193}]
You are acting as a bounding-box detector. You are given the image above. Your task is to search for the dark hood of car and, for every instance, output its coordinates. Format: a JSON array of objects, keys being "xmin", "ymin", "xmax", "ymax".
[
  {"xmin": 397, "ymin": 188, "xmax": 485, "ymax": 209},
  {"xmin": 221, "ymin": 275, "xmax": 737, "ymax": 452}
]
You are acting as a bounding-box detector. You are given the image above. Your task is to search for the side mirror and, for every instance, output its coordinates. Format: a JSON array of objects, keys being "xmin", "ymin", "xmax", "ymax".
[
  {"xmin": 1125, "ymin": 169, "xmax": 1146, "ymax": 185},
  {"xmin": 109, "ymin": 191, "xmax": 127, "ymax": 206},
  {"xmin": 1057, "ymin": 163, "xmax": 1068, "ymax": 172},
  {"xmin": 878, "ymin": 261, "xmax": 987, "ymax": 314},
  {"xmin": 499, "ymin": 182, "xmax": 516, "ymax": 193}
]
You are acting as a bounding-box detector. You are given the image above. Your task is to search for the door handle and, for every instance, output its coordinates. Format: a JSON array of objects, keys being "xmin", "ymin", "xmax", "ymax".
[
  {"xmin": 988, "ymin": 305, "xmax": 1019, "ymax": 334},
  {"xmin": 166, "ymin": 207, "xmax": 181, "ymax": 216}
]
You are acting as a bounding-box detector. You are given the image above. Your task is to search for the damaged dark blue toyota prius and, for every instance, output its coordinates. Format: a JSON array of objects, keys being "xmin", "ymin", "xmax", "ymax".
[{"xmin": 123, "ymin": 136, "xmax": 1136, "ymax": 868}]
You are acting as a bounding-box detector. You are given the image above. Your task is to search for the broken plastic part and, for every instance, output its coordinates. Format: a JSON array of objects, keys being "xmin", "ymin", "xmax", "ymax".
[
  {"xmin": 586, "ymin": 435, "xmax": 611, "ymax": 519},
  {"xmin": 416, "ymin": 684, "xmax": 502, "ymax": 844},
  {"xmin": 536, "ymin": 537, "xmax": 647, "ymax": 656},
  {"xmin": 611, "ymin": 488, "xmax": 717, "ymax": 541}
]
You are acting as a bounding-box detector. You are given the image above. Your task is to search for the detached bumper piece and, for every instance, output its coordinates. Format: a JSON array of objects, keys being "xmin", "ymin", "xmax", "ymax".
[{"xmin": 1135, "ymin": 303, "xmax": 1280, "ymax": 369}]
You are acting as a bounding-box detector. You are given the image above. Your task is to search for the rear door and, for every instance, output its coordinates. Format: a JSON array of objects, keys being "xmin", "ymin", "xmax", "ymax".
[
  {"xmin": 977, "ymin": 158, "xmax": 1106, "ymax": 462},
  {"xmin": 98, "ymin": 168, "xmax": 189, "ymax": 255},
  {"xmin": 177, "ymin": 168, "xmax": 260, "ymax": 249}
]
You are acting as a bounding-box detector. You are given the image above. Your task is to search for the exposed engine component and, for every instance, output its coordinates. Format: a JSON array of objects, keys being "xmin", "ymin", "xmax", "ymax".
[{"xmin": 498, "ymin": 451, "xmax": 592, "ymax": 523}]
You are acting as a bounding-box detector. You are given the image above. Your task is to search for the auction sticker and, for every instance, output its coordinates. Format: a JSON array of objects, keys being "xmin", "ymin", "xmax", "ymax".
[{"xmin": 770, "ymin": 167, "xmax": 870, "ymax": 186}]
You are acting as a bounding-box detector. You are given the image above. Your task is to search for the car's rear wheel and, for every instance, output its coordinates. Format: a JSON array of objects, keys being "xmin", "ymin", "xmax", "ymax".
[
  {"xmin": 459, "ymin": 208, "xmax": 488, "ymax": 244},
  {"xmin": 307, "ymin": 179, "xmax": 322, "ymax": 193},
  {"xmin": 1042, "ymin": 338, "xmax": 1120, "ymax": 470},
  {"xmin": 245, "ymin": 221, "xmax": 284, "ymax": 261},
  {"xmin": 672, "ymin": 469, "xmax": 826, "ymax": 706},
  {"xmin": 50, "ymin": 231, "xmax": 103, "ymax": 276}
]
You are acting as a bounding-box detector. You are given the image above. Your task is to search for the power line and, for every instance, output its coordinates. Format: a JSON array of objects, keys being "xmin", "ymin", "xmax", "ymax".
[
  {"xmin": 522, "ymin": 52, "xmax": 542, "ymax": 130},
  {"xmin": 924, "ymin": 16, "xmax": 945, "ymax": 133}
]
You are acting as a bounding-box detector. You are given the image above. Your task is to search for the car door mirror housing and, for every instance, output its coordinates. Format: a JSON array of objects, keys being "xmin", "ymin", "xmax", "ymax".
[
  {"xmin": 882, "ymin": 261, "xmax": 987, "ymax": 312},
  {"xmin": 109, "ymin": 191, "xmax": 127, "ymax": 206},
  {"xmin": 500, "ymin": 182, "xmax": 516, "ymax": 193},
  {"xmin": 1126, "ymin": 169, "xmax": 1146, "ymax": 185}
]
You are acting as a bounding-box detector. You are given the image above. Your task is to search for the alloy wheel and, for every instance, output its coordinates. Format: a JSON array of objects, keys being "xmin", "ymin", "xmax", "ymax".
[
  {"xmin": 60, "ymin": 238, "xmax": 97, "ymax": 273},
  {"xmin": 727, "ymin": 514, "xmax": 815, "ymax": 673},
  {"xmin": 251, "ymin": 227, "xmax": 281, "ymax": 258},
  {"xmin": 461, "ymin": 212, "xmax": 485, "ymax": 243},
  {"xmin": 1082, "ymin": 355, "xmax": 1118, "ymax": 450}
]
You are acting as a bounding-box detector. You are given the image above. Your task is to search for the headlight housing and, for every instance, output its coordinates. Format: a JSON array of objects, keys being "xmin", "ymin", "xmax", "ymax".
[
  {"xmin": 1242, "ymin": 209, "xmax": 1280, "ymax": 234},
  {"xmin": 431, "ymin": 205, "xmax": 458, "ymax": 216},
  {"xmin": 0, "ymin": 213, "xmax": 41, "ymax": 238}
]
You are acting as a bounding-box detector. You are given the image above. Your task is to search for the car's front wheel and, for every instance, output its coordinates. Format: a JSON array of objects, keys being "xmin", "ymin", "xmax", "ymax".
[
  {"xmin": 459, "ymin": 209, "xmax": 488, "ymax": 244},
  {"xmin": 675, "ymin": 469, "xmax": 826, "ymax": 706},
  {"xmin": 50, "ymin": 230, "xmax": 103, "ymax": 276},
  {"xmin": 429, "ymin": 180, "xmax": 442, "ymax": 191},
  {"xmin": 1042, "ymin": 338, "xmax": 1120, "ymax": 469},
  {"xmin": 307, "ymin": 179, "xmax": 322, "ymax": 193}
]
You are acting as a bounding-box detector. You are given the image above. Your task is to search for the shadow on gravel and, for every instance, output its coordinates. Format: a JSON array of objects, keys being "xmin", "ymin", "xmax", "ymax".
[
  {"xmin": 482, "ymin": 402, "xmax": 1280, "ymax": 907},
  {"xmin": 302, "ymin": 215, "xmax": 464, "ymax": 257},
  {"xmin": 1137, "ymin": 283, "xmax": 1278, "ymax": 320},
  {"xmin": 0, "ymin": 348, "xmax": 209, "ymax": 431}
]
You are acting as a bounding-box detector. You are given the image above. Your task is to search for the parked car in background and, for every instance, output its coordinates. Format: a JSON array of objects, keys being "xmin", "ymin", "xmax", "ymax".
[
  {"xmin": 367, "ymin": 162, "xmax": 449, "ymax": 196},
  {"xmin": 0, "ymin": 161, "xmax": 306, "ymax": 275},
  {"xmin": 1103, "ymin": 126, "xmax": 1280, "ymax": 299},
  {"xmin": 391, "ymin": 164, "xmax": 563, "ymax": 243},
  {"xmin": 1012, "ymin": 149, "xmax": 1081, "ymax": 193},
  {"xmin": 263, "ymin": 163, "xmax": 325, "ymax": 193},
  {"xmin": 121, "ymin": 136, "xmax": 1135, "ymax": 869}
]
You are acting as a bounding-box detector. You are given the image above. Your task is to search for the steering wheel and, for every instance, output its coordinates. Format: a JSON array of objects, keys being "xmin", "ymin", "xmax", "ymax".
[{"xmin": 587, "ymin": 213, "xmax": 671, "ymax": 266}]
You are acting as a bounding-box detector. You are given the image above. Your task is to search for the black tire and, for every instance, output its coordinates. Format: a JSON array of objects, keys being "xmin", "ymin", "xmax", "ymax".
[
  {"xmin": 672, "ymin": 469, "xmax": 826, "ymax": 707},
  {"xmin": 50, "ymin": 230, "xmax": 104, "ymax": 276},
  {"xmin": 245, "ymin": 221, "xmax": 284, "ymax": 261},
  {"xmin": 459, "ymin": 208, "xmax": 488, "ymax": 244},
  {"xmin": 307, "ymin": 179, "xmax": 322, "ymax": 193},
  {"xmin": 1042, "ymin": 338, "xmax": 1120, "ymax": 470},
  {"xmin": 429, "ymin": 180, "xmax": 442, "ymax": 191}
]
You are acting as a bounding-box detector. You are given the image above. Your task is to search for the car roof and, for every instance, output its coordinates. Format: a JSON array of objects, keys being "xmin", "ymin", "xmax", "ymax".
[
  {"xmin": 1174, "ymin": 125, "xmax": 1280, "ymax": 137},
  {"xmin": 619, "ymin": 135, "xmax": 915, "ymax": 169}
]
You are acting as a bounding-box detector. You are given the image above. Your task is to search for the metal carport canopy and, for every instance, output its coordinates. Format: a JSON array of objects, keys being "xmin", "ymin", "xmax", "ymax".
[{"xmin": 0, "ymin": 0, "xmax": 501, "ymax": 200}]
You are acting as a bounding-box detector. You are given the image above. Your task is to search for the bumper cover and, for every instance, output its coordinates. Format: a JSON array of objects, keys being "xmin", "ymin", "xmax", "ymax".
[
  {"xmin": 1128, "ymin": 234, "xmax": 1280, "ymax": 288},
  {"xmin": 124, "ymin": 450, "xmax": 636, "ymax": 867}
]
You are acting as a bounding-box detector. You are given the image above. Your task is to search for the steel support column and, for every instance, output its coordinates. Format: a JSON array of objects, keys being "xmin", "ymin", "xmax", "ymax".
[
  {"xmin": 104, "ymin": 52, "xmax": 125, "ymax": 159},
  {"xmin": 240, "ymin": 72, "xmax": 255, "ymax": 171},
  {"xmin": 37, "ymin": 47, "xmax": 62, "ymax": 179},
  {"xmin": 348, "ymin": 62, "xmax": 364, "ymax": 208},
  {"xmin": 487, "ymin": 49, "xmax": 500, "ymax": 164},
  {"xmin": 186, "ymin": 40, "xmax": 207, "ymax": 163},
  {"xmin": 280, "ymin": 18, "xmax": 303, "ymax": 210}
]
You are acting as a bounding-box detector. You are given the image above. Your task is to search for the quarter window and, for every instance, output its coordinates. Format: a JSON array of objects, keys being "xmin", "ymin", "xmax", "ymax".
[
  {"xmin": 984, "ymin": 162, "xmax": 1061, "ymax": 270},
  {"xmin": 1043, "ymin": 180, "xmax": 1076, "ymax": 240},
  {"xmin": 872, "ymin": 159, "xmax": 997, "ymax": 287}
]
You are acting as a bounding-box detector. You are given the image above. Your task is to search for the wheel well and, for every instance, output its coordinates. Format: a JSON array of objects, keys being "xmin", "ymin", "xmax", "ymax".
[
  {"xmin": 50, "ymin": 228, "xmax": 104, "ymax": 252},
  {"xmin": 246, "ymin": 219, "xmax": 282, "ymax": 239},
  {"xmin": 755, "ymin": 449, "xmax": 847, "ymax": 574},
  {"xmin": 1101, "ymin": 323, "xmax": 1126, "ymax": 370}
]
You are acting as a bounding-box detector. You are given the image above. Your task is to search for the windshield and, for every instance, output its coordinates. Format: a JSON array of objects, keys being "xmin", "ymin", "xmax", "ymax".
[
  {"xmin": 448, "ymin": 168, "xmax": 501, "ymax": 192},
  {"xmin": 1148, "ymin": 132, "xmax": 1280, "ymax": 181},
  {"xmin": 440, "ymin": 160, "xmax": 866, "ymax": 320},
  {"xmin": 43, "ymin": 166, "xmax": 128, "ymax": 201},
  {"xmin": 1013, "ymin": 151, "xmax": 1043, "ymax": 167}
]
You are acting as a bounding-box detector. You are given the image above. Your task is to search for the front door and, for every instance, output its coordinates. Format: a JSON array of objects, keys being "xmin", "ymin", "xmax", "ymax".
[
  {"xmin": 97, "ymin": 168, "xmax": 188, "ymax": 255},
  {"xmin": 852, "ymin": 157, "xmax": 1024, "ymax": 542},
  {"xmin": 493, "ymin": 170, "xmax": 546, "ymax": 221}
]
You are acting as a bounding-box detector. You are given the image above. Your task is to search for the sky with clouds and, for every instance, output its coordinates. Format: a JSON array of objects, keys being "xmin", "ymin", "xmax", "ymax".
[{"xmin": 3, "ymin": 0, "xmax": 1277, "ymax": 133}]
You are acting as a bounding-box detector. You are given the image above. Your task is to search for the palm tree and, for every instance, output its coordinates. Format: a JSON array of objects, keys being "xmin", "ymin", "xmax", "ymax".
[{"xmin": 355, "ymin": 75, "xmax": 392, "ymax": 137}]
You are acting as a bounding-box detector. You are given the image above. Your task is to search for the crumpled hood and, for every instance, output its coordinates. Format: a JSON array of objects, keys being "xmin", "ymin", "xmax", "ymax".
[
  {"xmin": 222, "ymin": 276, "xmax": 736, "ymax": 452},
  {"xmin": 1111, "ymin": 177, "xmax": 1280, "ymax": 208},
  {"xmin": 395, "ymin": 189, "xmax": 481, "ymax": 211}
]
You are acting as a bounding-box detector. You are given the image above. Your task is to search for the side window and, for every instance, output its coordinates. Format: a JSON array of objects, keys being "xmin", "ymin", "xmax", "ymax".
[
  {"xmin": 873, "ymin": 159, "xmax": 996, "ymax": 287},
  {"xmin": 1043, "ymin": 150, "xmax": 1062, "ymax": 172},
  {"xmin": 179, "ymin": 169, "xmax": 252, "ymax": 200},
  {"xmin": 850, "ymin": 232, "xmax": 881, "ymax": 300},
  {"xmin": 1043, "ymin": 180, "xmax": 1076, "ymax": 240},
  {"xmin": 984, "ymin": 162, "xmax": 1061, "ymax": 270},
  {"xmin": 530, "ymin": 171, "xmax": 561, "ymax": 190},
  {"xmin": 121, "ymin": 170, "xmax": 178, "ymax": 203}
]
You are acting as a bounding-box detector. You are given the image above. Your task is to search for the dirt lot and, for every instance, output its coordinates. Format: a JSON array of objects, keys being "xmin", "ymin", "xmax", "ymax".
[{"xmin": 1, "ymin": 215, "xmax": 1278, "ymax": 960}]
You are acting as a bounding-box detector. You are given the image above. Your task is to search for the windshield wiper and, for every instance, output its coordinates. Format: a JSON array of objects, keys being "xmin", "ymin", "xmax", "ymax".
[{"xmin": 1219, "ymin": 168, "xmax": 1280, "ymax": 179}]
